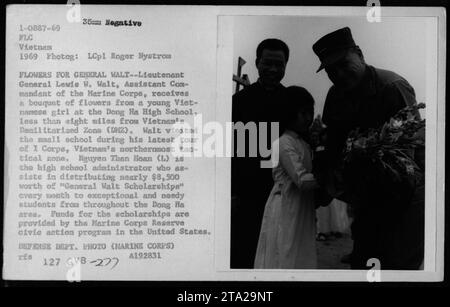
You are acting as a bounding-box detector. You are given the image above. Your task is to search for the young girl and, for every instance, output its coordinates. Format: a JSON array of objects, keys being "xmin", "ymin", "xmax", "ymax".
[{"xmin": 254, "ymin": 86, "xmax": 318, "ymax": 269}]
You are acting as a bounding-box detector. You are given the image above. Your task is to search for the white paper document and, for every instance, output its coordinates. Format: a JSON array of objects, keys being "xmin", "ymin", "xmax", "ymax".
[{"xmin": 3, "ymin": 4, "xmax": 445, "ymax": 282}]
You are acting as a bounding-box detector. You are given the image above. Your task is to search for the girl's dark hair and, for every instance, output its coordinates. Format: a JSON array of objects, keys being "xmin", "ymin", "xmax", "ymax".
[{"xmin": 279, "ymin": 86, "xmax": 315, "ymax": 130}]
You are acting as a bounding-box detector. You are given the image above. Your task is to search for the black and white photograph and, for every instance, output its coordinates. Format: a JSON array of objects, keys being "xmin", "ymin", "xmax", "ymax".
[
  {"xmin": 229, "ymin": 13, "xmax": 440, "ymax": 272},
  {"xmin": 2, "ymin": 3, "xmax": 445, "ymax": 287}
]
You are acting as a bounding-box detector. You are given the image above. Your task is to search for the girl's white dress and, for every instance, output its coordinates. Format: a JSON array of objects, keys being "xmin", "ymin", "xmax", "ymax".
[
  {"xmin": 316, "ymin": 199, "xmax": 352, "ymax": 235},
  {"xmin": 254, "ymin": 130, "xmax": 317, "ymax": 269}
]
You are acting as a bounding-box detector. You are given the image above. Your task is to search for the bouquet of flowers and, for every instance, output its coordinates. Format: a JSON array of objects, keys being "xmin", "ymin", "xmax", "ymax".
[{"xmin": 342, "ymin": 103, "xmax": 425, "ymax": 207}]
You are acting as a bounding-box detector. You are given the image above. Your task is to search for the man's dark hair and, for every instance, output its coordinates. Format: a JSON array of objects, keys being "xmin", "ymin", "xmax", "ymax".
[
  {"xmin": 256, "ymin": 38, "xmax": 290, "ymax": 64},
  {"xmin": 279, "ymin": 86, "xmax": 314, "ymax": 129}
]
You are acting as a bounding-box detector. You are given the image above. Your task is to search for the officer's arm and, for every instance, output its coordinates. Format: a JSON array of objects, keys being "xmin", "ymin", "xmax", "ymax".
[{"xmin": 381, "ymin": 79, "xmax": 419, "ymax": 121}]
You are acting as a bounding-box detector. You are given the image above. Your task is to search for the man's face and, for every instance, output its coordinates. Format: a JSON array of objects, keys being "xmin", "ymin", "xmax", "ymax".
[
  {"xmin": 324, "ymin": 51, "xmax": 365, "ymax": 91},
  {"xmin": 256, "ymin": 49, "xmax": 287, "ymax": 89}
]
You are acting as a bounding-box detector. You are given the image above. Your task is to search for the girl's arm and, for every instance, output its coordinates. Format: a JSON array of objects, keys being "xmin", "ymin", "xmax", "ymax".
[{"xmin": 279, "ymin": 136, "xmax": 318, "ymax": 191}]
